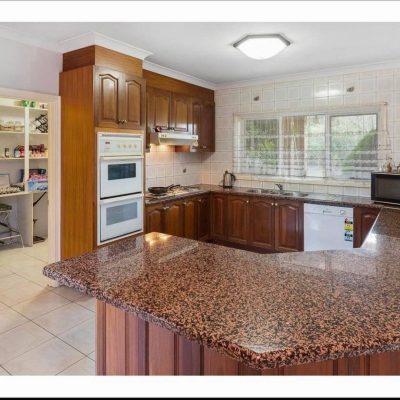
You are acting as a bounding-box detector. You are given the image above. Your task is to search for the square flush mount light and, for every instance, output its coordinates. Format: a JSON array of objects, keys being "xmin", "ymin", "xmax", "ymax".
[{"xmin": 233, "ymin": 34, "xmax": 290, "ymax": 60}]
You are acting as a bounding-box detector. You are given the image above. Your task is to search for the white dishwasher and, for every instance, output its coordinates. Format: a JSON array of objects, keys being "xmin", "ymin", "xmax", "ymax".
[{"xmin": 304, "ymin": 203, "xmax": 354, "ymax": 251}]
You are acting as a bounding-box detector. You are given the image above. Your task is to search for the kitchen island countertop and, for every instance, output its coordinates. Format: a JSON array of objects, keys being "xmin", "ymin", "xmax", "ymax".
[{"xmin": 43, "ymin": 206, "xmax": 400, "ymax": 369}]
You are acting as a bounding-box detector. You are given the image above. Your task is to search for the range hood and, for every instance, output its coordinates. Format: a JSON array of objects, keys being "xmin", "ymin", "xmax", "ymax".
[{"xmin": 150, "ymin": 130, "xmax": 198, "ymax": 146}]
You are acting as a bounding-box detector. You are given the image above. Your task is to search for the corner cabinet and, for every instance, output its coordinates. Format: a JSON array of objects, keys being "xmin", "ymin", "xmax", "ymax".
[
  {"xmin": 354, "ymin": 207, "xmax": 380, "ymax": 248},
  {"xmin": 95, "ymin": 66, "xmax": 146, "ymax": 130}
]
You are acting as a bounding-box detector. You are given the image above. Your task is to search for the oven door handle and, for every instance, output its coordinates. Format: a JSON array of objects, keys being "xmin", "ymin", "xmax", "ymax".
[
  {"xmin": 100, "ymin": 155, "xmax": 144, "ymax": 161},
  {"xmin": 100, "ymin": 194, "xmax": 144, "ymax": 205}
]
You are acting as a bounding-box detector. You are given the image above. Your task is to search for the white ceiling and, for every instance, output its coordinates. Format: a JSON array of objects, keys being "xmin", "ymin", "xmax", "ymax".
[{"xmin": 2, "ymin": 22, "xmax": 400, "ymax": 87}]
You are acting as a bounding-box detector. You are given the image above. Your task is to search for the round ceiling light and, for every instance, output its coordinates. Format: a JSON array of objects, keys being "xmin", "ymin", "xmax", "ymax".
[{"xmin": 233, "ymin": 34, "xmax": 291, "ymax": 60}]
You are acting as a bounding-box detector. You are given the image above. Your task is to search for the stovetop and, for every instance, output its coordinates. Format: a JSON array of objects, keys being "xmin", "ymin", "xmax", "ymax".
[{"xmin": 145, "ymin": 185, "xmax": 202, "ymax": 200}]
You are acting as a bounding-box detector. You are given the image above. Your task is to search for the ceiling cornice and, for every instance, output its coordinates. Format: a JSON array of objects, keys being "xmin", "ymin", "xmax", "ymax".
[
  {"xmin": 58, "ymin": 31, "xmax": 153, "ymax": 60},
  {"xmin": 143, "ymin": 60, "xmax": 216, "ymax": 90}
]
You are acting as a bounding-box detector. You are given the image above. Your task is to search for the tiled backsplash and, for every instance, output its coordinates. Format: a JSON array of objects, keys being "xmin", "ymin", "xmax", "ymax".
[
  {"xmin": 200, "ymin": 66, "xmax": 400, "ymax": 197},
  {"xmin": 145, "ymin": 144, "xmax": 202, "ymax": 190}
]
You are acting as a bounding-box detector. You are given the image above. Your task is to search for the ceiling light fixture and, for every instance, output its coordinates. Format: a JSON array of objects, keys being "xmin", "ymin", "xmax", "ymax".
[{"xmin": 233, "ymin": 34, "xmax": 290, "ymax": 60}]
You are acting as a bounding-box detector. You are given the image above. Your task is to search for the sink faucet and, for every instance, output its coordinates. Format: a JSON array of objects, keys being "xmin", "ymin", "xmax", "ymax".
[{"xmin": 275, "ymin": 183, "xmax": 283, "ymax": 191}]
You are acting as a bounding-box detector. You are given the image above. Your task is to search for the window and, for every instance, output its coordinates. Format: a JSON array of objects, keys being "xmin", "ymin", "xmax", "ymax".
[{"xmin": 234, "ymin": 110, "xmax": 381, "ymax": 180}]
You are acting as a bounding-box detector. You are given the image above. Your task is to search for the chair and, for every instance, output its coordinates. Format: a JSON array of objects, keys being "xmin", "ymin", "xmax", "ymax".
[{"xmin": 0, "ymin": 203, "xmax": 24, "ymax": 247}]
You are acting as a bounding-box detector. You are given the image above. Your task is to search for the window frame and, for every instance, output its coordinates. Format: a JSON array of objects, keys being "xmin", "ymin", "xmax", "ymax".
[{"xmin": 233, "ymin": 104, "xmax": 387, "ymax": 181}]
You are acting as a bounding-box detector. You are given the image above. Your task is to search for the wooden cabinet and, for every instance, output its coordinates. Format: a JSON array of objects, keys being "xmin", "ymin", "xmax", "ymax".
[
  {"xmin": 146, "ymin": 206, "xmax": 164, "ymax": 234},
  {"xmin": 211, "ymin": 194, "xmax": 227, "ymax": 240},
  {"xmin": 191, "ymin": 99, "xmax": 215, "ymax": 152},
  {"xmin": 248, "ymin": 198, "xmax": 275, "ymax": 251},
  {"xmin": 171, "ymin": 93, "xmax": 192, "ymax": 133},
  {"xmin": 147, "ymin": 87, "xmax": 171, "ymax": 131},
  {"xmin": 227, "ymin": 195, "xmax": 249, "ymax": 245},
  {"xmin": 145, "ymin": 196, "xmax": 210, "ymax": 241},
  {"xmin": 354, "ymin": 207, "xmax": 380, "ymax": 248},
  {"xmin": 274, "ymin": 200, "xmax": 304, "ymax": 252},
  {"xmin": 197, "ymin": 195, "xmax": 210, "ymax": 241},
  {"xmin": 95, "ymin": 66, "xmax": 145, "ymax": 130},
  {"xmin": 211, "ymin": 194, "xmax": 303, "ymax": 252},
  {"xmin": 183, "ymin": 198, "xmax": 197, "ymax": 239},
  {"xmin": 163, "ymin": 202, "xmax": 184, "ymax": 237}
]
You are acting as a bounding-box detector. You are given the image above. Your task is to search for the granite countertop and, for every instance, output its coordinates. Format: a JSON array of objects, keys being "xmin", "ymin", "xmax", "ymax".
[
  {"xmin": 44, "ymin": 206, "xmax": 400, "ymax": 369},
  {"xmin": 145, "ymin": 184, "xmax": 380, "ymax": 209}
]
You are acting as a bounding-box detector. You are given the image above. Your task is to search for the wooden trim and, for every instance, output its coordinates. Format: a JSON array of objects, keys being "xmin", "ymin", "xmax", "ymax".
[
  {"xmin": 143, "ymin": 69, "xmax": 213, "ymax": 101},
  {"xmin": 63, "ymin": 45, "xmax": 143, "ymax": 76},
  {"xmin": 96, "ymin": 300, "xmax": 106, "ymax": 375},
  {"xmin": 60, "ymin": 65, "xmax": 95, "ymax": 259},
  {"xmin": 96, "ymin": 301, "xmax": 400, "ymax": 376}
]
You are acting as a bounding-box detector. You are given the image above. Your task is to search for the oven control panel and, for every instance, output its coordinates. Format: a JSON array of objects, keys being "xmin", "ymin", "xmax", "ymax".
[{"xmin": 98, "ymin": 134, "xmax": 143, "ymax": 156}]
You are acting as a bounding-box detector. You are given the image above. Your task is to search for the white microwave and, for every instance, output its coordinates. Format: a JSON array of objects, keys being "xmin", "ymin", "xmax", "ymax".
[{"xmin": 99, "ymin": 193, "xmax": 143, "ymax": 243}]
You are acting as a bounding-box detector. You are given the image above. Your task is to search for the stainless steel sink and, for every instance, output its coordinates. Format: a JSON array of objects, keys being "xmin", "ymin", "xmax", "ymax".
[{"xmin": 246, "ymin": 188, "xmax": 309, "ymax": 197}]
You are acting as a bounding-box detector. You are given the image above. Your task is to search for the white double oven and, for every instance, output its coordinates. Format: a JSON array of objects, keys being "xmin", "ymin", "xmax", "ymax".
[{"xmin": 97, "ymin": 133, "xmax": 144, "ymax": 244}]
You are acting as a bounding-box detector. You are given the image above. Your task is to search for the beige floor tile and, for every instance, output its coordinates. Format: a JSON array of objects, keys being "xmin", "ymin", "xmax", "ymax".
[
  {"xmin": 21, "ymin": 242, "xmax": 48, "ymax": 263},
  {"xmin": 52, "ymin": 285, "xmax": 85, "ymax": 301},
  {"xmin": 59, "ymin": 318, "xmax": 95, "ymax": 355},
  {"xmin": 34, "ymin": 303, "xmax": 94, "ymax": 336},
  {"xmin": 12, "ymin": 291, "xmax": 70, "ymax": 320},
  {"xmin": 58, "ymin": 357, "xmax": 95, "ymax": 376},
  {"xmin": 7, "ymin": 257, "xmax": 46, "ymax": 272},
  {"xmin": 0, "ymin": 366, "xmax": 9, "ymax": 375},
  {"xmin": 0, "ymin": 308, "xmax": 28, "ymax": 334},
  {"xmin": 0, "ymin": 281, "xmax": 48, "ymax": 306},
  {"xmin": 75, "ymin": 296, "xmax": 96, "ymax": 312},
  {"xmin": 87, "ymin": 351, "xmax": 95, "ymax": 361},
  {"xmin": 3, "ymin": 337, "xmax": 84, "ymax": 375},
  {"xmin": 0, "ymin": 322, "xmax": 53, "ymax": 364},
  {"xmin": 0, "ymin": 252, "xmax": 39, "ymax": 269},
  {"xmin": 0, "ymin": 274, "xmax": 29, "ymax": 292},
  {"xmin": 0, "ymin": 302, "xmax": 6, "ymax": 311},
  {"xmin": 12, "ymin": 264, "xmax": 51, "ymax": 288},
  {"xmin": 0, "ymin": 266, "xmax": 12, "ymax": 279}
]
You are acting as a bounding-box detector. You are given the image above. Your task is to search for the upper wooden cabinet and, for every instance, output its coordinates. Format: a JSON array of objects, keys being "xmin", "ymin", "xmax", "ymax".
[
  {"xmin": 354, "ymin": 207, "xmax": 380, "ymax": 248},
  {"xmin": 191, "ymin": 99, "xmax": 215, "ymax": 152},
  {"xmin": 147, "ymin": 87, "xmax": 171, "ymax": 131},
  {"xmin": 95, "ymin": 66, "xmax": 145, "ymax": 130},
  {"xmin": 171, "ymin": 93, "xmax": 192, "ymax": 133}
]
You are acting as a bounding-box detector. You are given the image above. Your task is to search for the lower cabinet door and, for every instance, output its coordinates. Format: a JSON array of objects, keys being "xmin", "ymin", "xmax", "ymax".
[
  {"xmin": 146, "ymin": 207, "xmax": 164, "ymax": 234},
  {"xmin": 197, "ymin": 195, "xmax": 210, "ymax": 241},
  {"xmin": 183, "ymin": 199, "xmax": 197, "ymax": 239},
  {"xmin": 248, "ymin": 198, "xmax": 275, "ymax": 250},
  {"xmin": 164, "ymin": 203, "xmax": 184, "ymax": 237},
  {"xmin": 211, "ymin": 194, "xmax": 227, "ymax": 240},
  {"xmin": 274, "ymin": 200, "xmax": 304, "ymax": 252},
  {"xmin": 353, "ymin": 207, "xmax": 380, "ymax": 248},
  {"xmin": 227, "ymin": 195, "xmax": 249, "ymax": 245}
]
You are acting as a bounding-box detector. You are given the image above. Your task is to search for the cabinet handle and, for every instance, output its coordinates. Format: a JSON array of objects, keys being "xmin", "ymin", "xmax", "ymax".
[
  {"xmin": 198, "ymin": 199, "xmax": 203, "ymax": 203},
  {"xmin": 118, "ymin": 119, "xmax": 127, "ymax": 124},
  {"xmin": 163, "ymin": 206, "xmax": 170, "ymax": 211},
  {"xmin": 202, "ymin": 145, "xmax": 207, "ymax": 149},
  {"xmin": 275, "ymin": 203, "xmax": 278, "ymax": 206},
  {"xmin": 246, "ymin": 200, "xmax": 249, "ymax": 204},
  {"xmin": 271, "ymin": 202, "xmax": 274, "ymax": 206}
]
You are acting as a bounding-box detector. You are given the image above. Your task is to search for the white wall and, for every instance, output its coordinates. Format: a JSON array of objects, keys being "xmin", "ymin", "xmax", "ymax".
[
  {"xmin": 201, "ymin": 66, "xmax": 400, "ymax": 197},
  {"xmin": 0, "ymin": 37, "xmax": 61, "ymax": 95}
]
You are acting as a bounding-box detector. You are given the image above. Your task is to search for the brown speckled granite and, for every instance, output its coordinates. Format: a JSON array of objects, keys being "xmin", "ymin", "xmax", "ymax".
[
  {"xmin": 145, "ymin": 184, "xmax": 381, "ymax": 209},
  {"xmin": 43, "ymin": 206, "xmax": 400, "ymax": 369}
]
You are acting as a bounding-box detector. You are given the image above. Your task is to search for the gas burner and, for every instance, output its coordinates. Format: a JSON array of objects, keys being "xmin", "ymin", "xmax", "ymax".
[{"xmin": 146, "ymin": 185, "xmax": 202, "ymax": 199}]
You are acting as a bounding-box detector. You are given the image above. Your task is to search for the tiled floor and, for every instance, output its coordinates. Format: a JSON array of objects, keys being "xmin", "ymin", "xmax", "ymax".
[{"xmin": 0, "ymin": 241, "xmax": 95, "ymax": 375}]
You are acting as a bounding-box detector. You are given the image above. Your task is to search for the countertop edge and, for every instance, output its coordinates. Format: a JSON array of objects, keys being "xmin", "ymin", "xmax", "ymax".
[{"xmin": 43, "ymin": 264, "xmax": 400, "ymax": 370}]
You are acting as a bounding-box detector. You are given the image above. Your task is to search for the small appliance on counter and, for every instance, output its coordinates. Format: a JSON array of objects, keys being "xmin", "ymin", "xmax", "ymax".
[
  {"xmin": 222, "ymin": 171, "xmax": 236, "ymax": 188},
  {"xmin": 371, "ymin": 172, "xmax": 400, "ymax": 205},
  {"xmin": 97, "ymin": 133, "xmax": 144, "ymax": 244}
]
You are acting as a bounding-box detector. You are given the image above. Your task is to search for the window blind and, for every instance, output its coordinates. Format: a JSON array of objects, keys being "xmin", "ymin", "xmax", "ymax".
[{"xmin": 234, "ymin": 107, "xmax": 390, "ymax": 180}]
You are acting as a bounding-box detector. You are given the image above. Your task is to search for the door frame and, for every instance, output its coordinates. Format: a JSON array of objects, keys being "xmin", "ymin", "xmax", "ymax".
[{"xmin": 0, "ymin": 86, "xmax": 61, "ymax": 263}]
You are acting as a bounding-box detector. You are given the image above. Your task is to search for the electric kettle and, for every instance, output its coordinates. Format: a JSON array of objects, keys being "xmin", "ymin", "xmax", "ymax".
[{"xmin": 222, "ymin": 171, "xmax": 236, "ymax": 188}]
